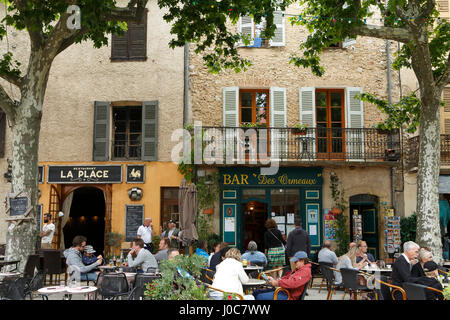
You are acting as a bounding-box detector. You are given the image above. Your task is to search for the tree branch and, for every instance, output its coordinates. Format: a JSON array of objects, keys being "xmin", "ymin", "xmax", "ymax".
[
  {"xmin": 351, "ymin": 24, "xmax": 413, "ymax": 43},
  {"xmin": 436, "ymin": 52, "xmax": 450, "ymax": 90},
  {"xmin": 12, "ymin": 0, "xmax": 44, "ymax": 47},
  {"xmin": 0, "ymin": 72, "xmax": 23, "ymax": 89},
  {"xmin": 0, "ymin": 83, "xmax": 17, "ymax": 122}
]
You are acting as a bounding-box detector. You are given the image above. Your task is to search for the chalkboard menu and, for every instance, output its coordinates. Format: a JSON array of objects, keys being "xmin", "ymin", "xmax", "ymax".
[
  {"xmin": 125, "ymin": 205, "xmax": 144, "ymax": 242},
  {"xmin": 9, "ymin": 197, "xmax": 29, "ymax": 216}
]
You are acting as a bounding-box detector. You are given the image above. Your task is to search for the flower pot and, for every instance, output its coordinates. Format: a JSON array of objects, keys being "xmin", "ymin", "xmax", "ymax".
[
  {"xmin": 292, "ymin": 128, "xmax": 307, "ymax": 135},
  {"xmin": 203, "ymin": 208, "xmax": 214, "ymax": 215},
  {"xmin": 331, "ymin": 207, "xmax": 342, "ymax": 215}
]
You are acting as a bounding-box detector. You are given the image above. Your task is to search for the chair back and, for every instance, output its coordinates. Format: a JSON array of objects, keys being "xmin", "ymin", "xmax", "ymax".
[
  {"xmin": 319, "ymin": 262, "xmax": 335, "ymax": 285},
  {"xmin": 377, "ymin": 275, "xmax": 393, "ymax": 300},
  {"xmin": 24, "ymin": 254, "xmax": 40, "ymax": 279},
  {"xmin": 97, "ymin": 272, "xmax": 129, "ymax": 298},
  {"xmin": 298, "ymin": 280, "xmax": 310, "ymax": 300},
  {"xmin": 402, "ymin": 282, "xmax": 427, "ymax": 300},
  {"xmin": 122, "ymin": 266, "xmax": 137, "ymax": 273},
  {"xmin": 0, "ymin": 277, "xmax": 25, "ymax": 300},
  {"xmin": 131, "ymin": 273, "xmax": 161, "ymax": 300},
  {"xmin": 200, "ymin": 268, "xmax": 215, "ymax": 284},
  {"xmin": 339, "ymin": 268, "xmax": 360, "ymax": 291},
  {"xmin": 43, "ymin": 250, "xmax": 63, "ymax": 274}
]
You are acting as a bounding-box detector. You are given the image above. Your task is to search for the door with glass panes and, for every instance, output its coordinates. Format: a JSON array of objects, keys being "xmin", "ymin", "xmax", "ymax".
[
  {"xmin": 315, "ymin": 89, "xmax": 345, "ymax": 160},
  {"xmin": 270, "ymin": 189, "xmax": 301, "ymax": 240}
]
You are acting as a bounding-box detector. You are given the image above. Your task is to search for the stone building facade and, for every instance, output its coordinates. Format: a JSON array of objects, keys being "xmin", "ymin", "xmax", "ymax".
[
  {"xmin": 187, "ymin": 3, "xmax": 404, "ymax": 259},
  {"xmin": 0, "ymin": 1, "xmax": 185, "ymax": 255}
]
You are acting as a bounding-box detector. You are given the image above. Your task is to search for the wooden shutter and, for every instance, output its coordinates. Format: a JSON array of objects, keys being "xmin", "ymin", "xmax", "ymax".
[
  {"xmin": 442, "ymin": 87, "xmax": 450, "ymax": 134},
  {"xmin": 270, "ymin": 87, "xmax": 287, "ymax": 160},
  {"xmin": 93, "ymin": 101, "xmax": 110, "ymax": 161},
  {"xmin": 346, "ymin": 87, "xmax": 364, "ymax": 161},
  {"xmin": 299, "ymin": 87, "xmax": 316, "ymax": 160},
  {"xmin": 128, "ymin": 14, "xmax": 147, "ymax": 60},
  {"xmin": 0, "ymin": 110, "xmax": 5, "ymax": 158},
  {"xmin": 142, "ymin": 101, "xmax": 158, "ymax": 161},
  {"xmin": 437, "ymin": 1, "xmax": 449, "ymax": 17},
  {"xmin": 239, "ymin": 16, "xmax": 254, "ymax": 46},
  {"xmin": 223, "ymin": 87, "xmax": 239, "ymax": 161},
  {"xmin": 111, "ymin": 31, "xmax": 129, "ymax": 60},
  {"xmin": 270, "ymin": 11, "xmax": 285, "ymax": 47}
]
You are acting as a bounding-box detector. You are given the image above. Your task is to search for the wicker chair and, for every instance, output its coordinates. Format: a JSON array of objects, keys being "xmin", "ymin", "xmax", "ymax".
[
  {"xmin": 207, "ymin": 286, "xmax": 244, "ymax": 300},
  {"xmin": 340, "ymin": 268, "xmax": 374, "ymax": 300},
  {"xmin": 402, "ymin": 282, "xmax": 445, "ymax": 300},
  {"xmin": 372, "ymin": 275, "xmax": 406, "ymax": 300}
]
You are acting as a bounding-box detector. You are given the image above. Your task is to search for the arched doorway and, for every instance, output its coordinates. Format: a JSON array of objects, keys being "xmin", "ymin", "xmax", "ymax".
[
  {"xmin": 349, "ymin": 194, "xmax": 379, "ymax": 260},
  {"xmin": 62, "ymin": 187, "xmax": 106, "ymax": 256}
]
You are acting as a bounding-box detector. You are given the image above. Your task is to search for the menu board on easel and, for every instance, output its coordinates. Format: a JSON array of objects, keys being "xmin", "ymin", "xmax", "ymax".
[{"xmin": 384, "ymin": 210, "xmax": 401, "ymax": 254}]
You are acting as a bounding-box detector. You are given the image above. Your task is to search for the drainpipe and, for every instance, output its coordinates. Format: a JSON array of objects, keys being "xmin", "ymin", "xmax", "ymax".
[
  {"xmin": 183, "ymin": 43, "xmax": 190, "ymax": 127},
  {"xmin": 386, "ymin": 34, "xmax": 396, "ymax": 211}
]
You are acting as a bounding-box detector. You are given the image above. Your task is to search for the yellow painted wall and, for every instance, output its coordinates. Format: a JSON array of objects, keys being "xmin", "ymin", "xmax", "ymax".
[{"xmin": 37, "ymin": 161, "xmax": 183, "ymax": 240}]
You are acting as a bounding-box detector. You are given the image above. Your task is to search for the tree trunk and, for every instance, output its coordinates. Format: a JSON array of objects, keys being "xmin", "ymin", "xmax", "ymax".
[{"xmin": 416, "ymin": 93, "xmax": 443, "ymax": 264}]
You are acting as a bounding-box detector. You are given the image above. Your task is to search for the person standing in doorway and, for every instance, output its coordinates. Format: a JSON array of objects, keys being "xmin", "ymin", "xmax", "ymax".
[
  {"xmin": 137, "ymin": 218, "xmax": 153, "ymax": 252},
  {"xmin": 40, "ymin": 214, "xmax": 55, "ymax": 249},
  {"xmin": 264, "ymin": 218, "xmax": 286, "ymax": 269},
  {"xmin": 286, "ymin": 217, "xmax": 311, "ymax": 271}
]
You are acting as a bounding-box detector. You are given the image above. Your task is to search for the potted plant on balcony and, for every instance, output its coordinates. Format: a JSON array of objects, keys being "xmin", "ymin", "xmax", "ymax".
[
  {"xmin": 329, "ymin": 172, "xmax": 350, "ymax": 256},
  {"xmin": 292, "ymin": 123, "xmax": 308, "ymax": 135},
  {"xmin": 241, "ymin": 122, "xmax": 258, "ymax": 129}
]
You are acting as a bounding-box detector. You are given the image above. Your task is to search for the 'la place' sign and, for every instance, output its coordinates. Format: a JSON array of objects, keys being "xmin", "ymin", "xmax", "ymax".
[{"xmin": 47, "ymin": 165, "xmax": 122, "ymax": 184}]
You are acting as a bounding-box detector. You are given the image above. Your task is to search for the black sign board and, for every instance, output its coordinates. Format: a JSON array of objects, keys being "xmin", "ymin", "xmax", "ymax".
[
  {"xmin": 126, "ymin": 165, "xmax": 145, "ymax": 183},
  {"xmin": 38, "ymin": 166, "xmax": 44, "ymax": 184},
  {"xmin": 47, "ymin": 165, "xmax": 122, "ymax": 184},
  {"xmin": 125, "ymin": 205, "xmax": 144, "ymax": 242},
  {"xmin": 9, "ymin": 197, "xmax": 29, "ymax": 216}
]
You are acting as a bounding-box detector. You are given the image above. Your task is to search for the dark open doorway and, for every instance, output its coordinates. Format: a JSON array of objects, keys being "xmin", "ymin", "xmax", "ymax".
[
  {"xmin": 63, "ymin": 187, "xmax": 106, "ymax": 256},
  {"xmin": 242, "ymin": 201, "xmax": 268, "ymax": 252}
]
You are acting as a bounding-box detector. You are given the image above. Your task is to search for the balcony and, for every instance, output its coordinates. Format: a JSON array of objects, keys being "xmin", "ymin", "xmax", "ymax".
[
  {"xmin": 198, "ymin": 127, "xmax": 401, "ymax": 165},
  {"xmin": 406, "ymin": 134, "xmax": 450, "ymax": 171}
]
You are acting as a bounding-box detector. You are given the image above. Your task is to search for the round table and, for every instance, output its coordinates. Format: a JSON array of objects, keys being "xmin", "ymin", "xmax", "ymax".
[
  {"xmin": 361, "ymin": 267, "xmax": 392, "ymax": 274},
  {"xmin": 38, "ymin": 286, "xmax": 69, "ymax": 300},
  {"xmin": 242, "ymin": 279, "xmax": 267, "ymax": 294},
  {"xmin": 243, "ymin": 266, "xmax": 263, "ymax": 278}
]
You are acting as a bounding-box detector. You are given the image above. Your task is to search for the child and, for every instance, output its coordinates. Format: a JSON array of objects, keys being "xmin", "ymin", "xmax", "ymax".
[{"xmin": 82, "ymin": 245, "xmax": 99, "ymax": 265}]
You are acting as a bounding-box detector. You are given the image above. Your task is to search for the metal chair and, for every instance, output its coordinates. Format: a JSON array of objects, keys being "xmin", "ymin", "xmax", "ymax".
[
  {"xmin": 0, "ymin": 277, "xmax": 25, "ymax": 300},
  {"xmin": 96, "ymin": 272, "xmax": 132, "ymax": 300},
  {"xmin": 23, "ymin": 254, "xmax": 40, "ymax": 280},
  {"xmin": 24, "ymin": 270, "xmax": 46, "ymax": 300},
  {"xmin": 339, "ymin": 268, "xmax": 374, "ymax": 300},
  {"xmin": 43, "ymin": 250, "xmax": 63, "ymax": 285},
  {"xmin": 128, "ymin": 273, "xmax": 161, "ymax": 300}
]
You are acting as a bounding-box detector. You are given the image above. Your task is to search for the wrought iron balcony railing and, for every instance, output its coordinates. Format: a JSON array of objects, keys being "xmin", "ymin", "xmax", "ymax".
[
  {"xmin": 406, "ymin": 134, "xmax": 450, "ymax": 170},
  {"xmin": 196, "ymin": 127, "xmax": 401, "ymax": 164}
]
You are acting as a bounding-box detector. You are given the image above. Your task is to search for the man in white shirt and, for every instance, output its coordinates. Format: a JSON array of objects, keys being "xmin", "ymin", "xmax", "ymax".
[
  {"xmin": 137, "ymin": 218, "xmax": 153, "ymax": 252},
  {"xmin": 40, "ymin": 214, "xmax": 55, "ymax": 249}
]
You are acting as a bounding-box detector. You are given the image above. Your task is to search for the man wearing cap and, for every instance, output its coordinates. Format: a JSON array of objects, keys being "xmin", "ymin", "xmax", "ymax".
[
  {"xmin": 82, "ymin": 245, "xmax": 100, "ymax": 266},
  {"xmin": 137, "ymin": 218, "xmax": 153, "ymax": 252},
  {"xmin": 253, "ymin": 251, "xmax": 311, "ymax": 300},
  {"xmin": 162, "ymin": 220, "xmax": 180, "ymax": 249},
  {"xmin": 40, "ymin": 214, "xmax": 55, "ymax": 249},
  {"xmin": 415, "ymin": 261, "xmax": 444, "ymax": 300}
]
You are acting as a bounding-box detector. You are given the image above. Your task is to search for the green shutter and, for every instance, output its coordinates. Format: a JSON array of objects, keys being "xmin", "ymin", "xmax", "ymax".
[
  {"xmin": 93, "ymin": 101, "xmax": 110, "ymax": 161},
  {"xmin": 142, "ymin": 101, "xmax": 158, "ymax": 161}
]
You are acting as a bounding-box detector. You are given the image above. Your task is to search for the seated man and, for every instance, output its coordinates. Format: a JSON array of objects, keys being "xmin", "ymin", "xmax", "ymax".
[
  {"xmin": 355, "ymin": 240, "xmax": 376, "ymax": 266},
  {"xmin": 153, "ymin": 238, "xmax": 170, "ymax": 263},
  {"xmin": 64, "ymin": 235, "xmax": 103, "ymax": 282},
  {"xmin": 253, "ymin": 251, "xmax": 311, "ymax": 300},
  {"xmin": 318, "ymin": 240, "xmax": 338, "ymax": 265},
  {"xmin": 241, "ymin": 241, "xmax": 267, "ymax": 267},
  {"xmin": 124, "ymin": 238, "xmax": 158, "ymax": 273},
  {"xmin": 392, "ymin": 241, "xmax": 421, "ymax": 300},
  {"xmin": 415, "ymin": 261, "xmax": 444, "ymax": 300}
]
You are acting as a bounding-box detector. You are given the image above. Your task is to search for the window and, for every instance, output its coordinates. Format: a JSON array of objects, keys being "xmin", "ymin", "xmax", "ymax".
[
  {"xmin": 111, "ymin": 12, "xmax": 148, "ymax": 61},
  {"xmin": 437, "ymin": 1, "xmax": 449, "ymax": 15},
  {"xmin": 239, "ymin": 89, "xmax": 269, "ymax": 126},
  {"xmin": 315, "ymin": 89, "xmax": 345, "ymax": 158},
  {"xmin": 239, "ymin": 11, "xmax": 285, "ymax": 48},
  {"xmin": 161, "ymin": 187, "xmax": 179, "ymax": 229},
  {"xmin": 112, "ymin": 106, "xmax": 142, "ymax": 160}
]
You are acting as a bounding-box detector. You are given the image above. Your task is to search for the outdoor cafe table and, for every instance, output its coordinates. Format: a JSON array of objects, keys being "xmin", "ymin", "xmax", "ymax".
[
  {"xmin": 361, "ymin": 267, "xmax": 393, "ymax": 275},
  {"xmin": 0, "ymin": 260, "xmax": 20, "ymax": 272},
  {"xmin": 243, "ymin": 266, "xmax": 264, "ymax": 278},
  {"xmin": 242, "ymin": 279, "xmax": 267, "ymax": 294},
  {"xmin": 38, "ymin": 285, "xmax": 97, "ymax": 300},
  {"xmin": 0, "ymin": 271, "xmax": 21, "ymax": 283}
]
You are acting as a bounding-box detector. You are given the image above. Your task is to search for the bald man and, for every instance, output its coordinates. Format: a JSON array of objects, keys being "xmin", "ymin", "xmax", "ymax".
[
  {"xmin": 137, "ymin": 218, "xmax": 153, "ymax": 252},
  {"xmin": 349, "ymin": 242, "xmax": 357, "ymax": 249},
  {"xmin": 318, "ymin": 240, "xmax": 338, "ymax": 265}
]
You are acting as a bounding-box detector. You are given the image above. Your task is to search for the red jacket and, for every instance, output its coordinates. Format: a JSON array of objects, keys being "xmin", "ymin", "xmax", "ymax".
[{"xmin": 277, "ymin": 263, "xmax": 311, "ymax": 300}]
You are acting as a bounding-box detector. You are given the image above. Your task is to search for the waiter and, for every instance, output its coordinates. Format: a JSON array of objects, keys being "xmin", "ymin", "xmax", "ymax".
[{"xmin": 137, "ymin": 218, "xmax": 153, "ymax": 252}]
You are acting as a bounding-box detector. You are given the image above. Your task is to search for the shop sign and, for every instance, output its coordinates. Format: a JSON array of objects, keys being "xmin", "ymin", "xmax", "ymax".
[
  {"xmin": 220, "ymin": 167, "xmax": 323, "ymax": 187},
  {"xmin": 47, "ymin": 165, "xmax": 123, "ymax": 184}
]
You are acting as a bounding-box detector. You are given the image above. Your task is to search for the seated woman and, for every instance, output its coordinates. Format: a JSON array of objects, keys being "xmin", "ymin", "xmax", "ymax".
[
  {"xmin": 334, "ymin": 246, "xmax": 367, "ymax": 285},
  {"xmin": 415, "ymin": 261, "xmax": 444, "ymax": 300},
  {"xmin": 411, "ymin": 248, "xmax": 433, "ymax": 278},
  {"xmin": 209, "ymin": 248, "xmax": 255, "ymax": 300},
  {"xmin": 241, "ymin": 241, "xmax": 267, "ymax": 267},
  {"xmin": 253, "ymin": 251, "xmax": 311, "ymax": 300}
]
